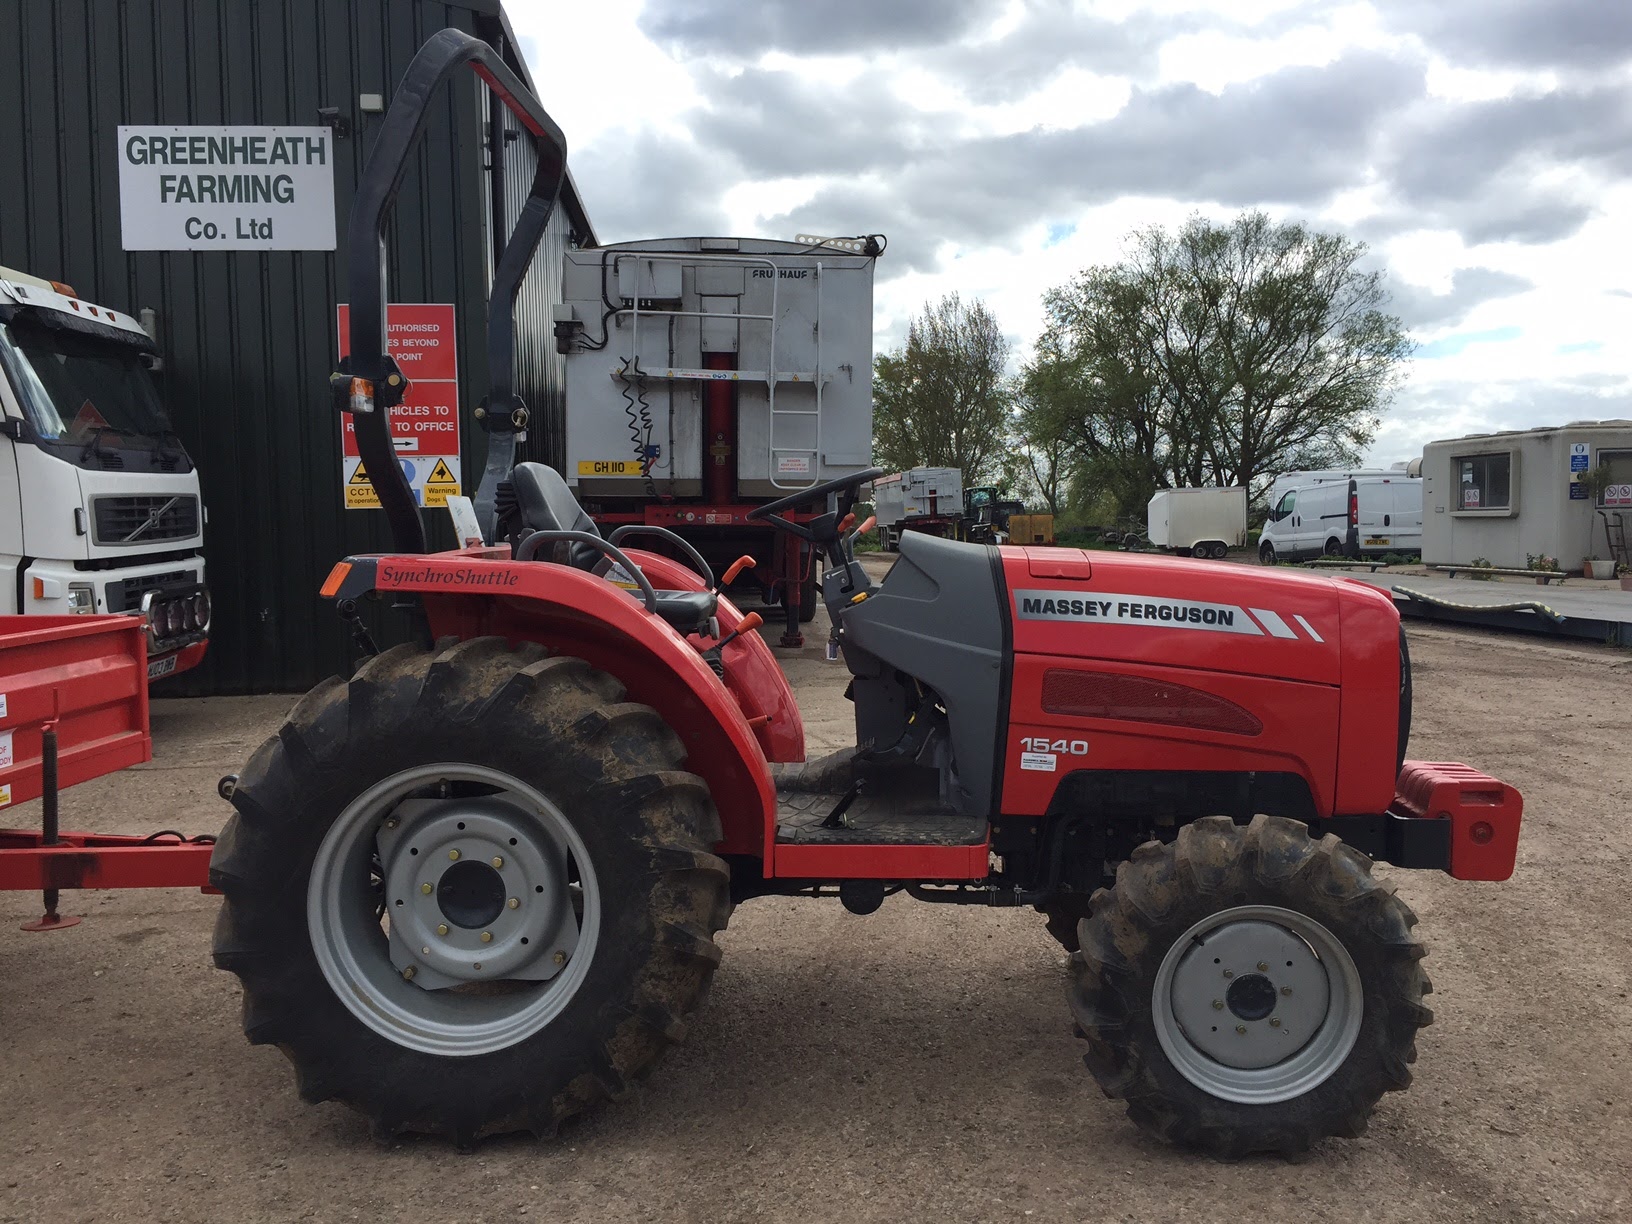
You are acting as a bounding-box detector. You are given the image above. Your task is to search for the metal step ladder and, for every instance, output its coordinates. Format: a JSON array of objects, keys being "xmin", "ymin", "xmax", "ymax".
[
  {"xmin": 1601, "ymin": 510, "xmax": 1629, "ymax": 568},
  {"xmin": 605, "ymin": 252, "xmax": 826, "ymax": 491}
]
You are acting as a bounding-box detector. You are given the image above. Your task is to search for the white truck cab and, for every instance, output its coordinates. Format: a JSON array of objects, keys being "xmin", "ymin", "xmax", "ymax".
[{"xmin": 0, "ymin": 267, "xmax": 209, "ymax": 681}]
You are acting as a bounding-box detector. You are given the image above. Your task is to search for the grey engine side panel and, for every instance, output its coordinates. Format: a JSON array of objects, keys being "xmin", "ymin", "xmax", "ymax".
[{"xmin": 841, "ymin": 532, "xmax": 1005, "ymax": 814}]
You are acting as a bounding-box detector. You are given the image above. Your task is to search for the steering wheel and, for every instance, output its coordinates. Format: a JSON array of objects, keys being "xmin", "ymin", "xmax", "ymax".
[{"xmin": 746, "ymin": 467, "xmax": 886, "ymax": 541}]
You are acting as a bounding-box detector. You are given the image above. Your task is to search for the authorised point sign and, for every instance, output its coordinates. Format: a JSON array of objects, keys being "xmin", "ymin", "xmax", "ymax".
[{"xmin": 338, "ymin": 304, "xmax": 462, "ymax": 510}]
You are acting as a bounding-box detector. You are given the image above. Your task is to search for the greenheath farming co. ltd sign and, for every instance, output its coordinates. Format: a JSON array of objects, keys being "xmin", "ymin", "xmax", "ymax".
[{"xmin": 117, "ymin": 126, "xmax": 336, "ymax": 251}]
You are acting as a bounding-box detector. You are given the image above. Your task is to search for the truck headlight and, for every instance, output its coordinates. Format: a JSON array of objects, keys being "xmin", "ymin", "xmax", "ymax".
[{"xmin": 67, "ymin": 583, "xmax": 96, "ymax": 614}]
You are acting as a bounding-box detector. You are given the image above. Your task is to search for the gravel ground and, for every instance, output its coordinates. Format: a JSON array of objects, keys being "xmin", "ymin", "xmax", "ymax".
[{"xmin": 2, "ymin": 586, "xmax": 1629, "ymax": 1223}]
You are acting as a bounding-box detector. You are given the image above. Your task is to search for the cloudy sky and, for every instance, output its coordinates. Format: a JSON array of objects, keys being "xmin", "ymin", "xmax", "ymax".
[{"xmin": 511, "ymin": 0, "xmax": 1632, "ymax": 467}]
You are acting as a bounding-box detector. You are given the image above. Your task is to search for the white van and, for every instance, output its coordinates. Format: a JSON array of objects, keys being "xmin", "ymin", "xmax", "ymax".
[
  {"xmin": 1350, "ymin": 475, "xmax": 1422, "ymax": 557},
  {"xmin": 1260, "ymin": 475, "xmax": 1422, "ymax": 562},
  {"xmin": 1260, "ymin": 481, "xmax": 1351, "ymax": 562}
]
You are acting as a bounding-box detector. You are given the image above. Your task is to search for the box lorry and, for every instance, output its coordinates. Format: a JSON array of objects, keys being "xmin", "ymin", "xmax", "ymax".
[
  {"xmin": 1146, "ymin": 486, "xmax": 1247, "ymax": 558},
  {"xmin": 0, "ymin": 267, "xmax": 209, "ymax": 681}
]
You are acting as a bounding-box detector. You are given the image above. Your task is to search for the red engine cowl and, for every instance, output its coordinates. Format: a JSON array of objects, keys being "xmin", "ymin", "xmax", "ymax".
[{"xmin": 999, "ymin": 547, "xmax": 1402, "ymax": 819}]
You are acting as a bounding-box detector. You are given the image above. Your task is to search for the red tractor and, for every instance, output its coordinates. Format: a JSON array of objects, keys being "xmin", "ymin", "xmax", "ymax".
[{"xmin": 211, "ymin": 30, "xmax": 1523, "ymax": 1155}]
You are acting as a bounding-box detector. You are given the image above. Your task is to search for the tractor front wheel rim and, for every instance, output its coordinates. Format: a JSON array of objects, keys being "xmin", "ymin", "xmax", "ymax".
[
  {"xmin": 1152, "ymin": 904, "xmax": 1362, "ymax": 1104},
  {"xmin": 307, "ymin": 763, "xmax": 601, "ymax": 1058}
]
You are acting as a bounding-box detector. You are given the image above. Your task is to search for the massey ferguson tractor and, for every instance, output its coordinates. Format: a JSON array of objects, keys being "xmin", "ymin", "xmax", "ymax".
[{"xmin": 211, "ymin": 30, "xmax": 1523, "ymax": 1156}]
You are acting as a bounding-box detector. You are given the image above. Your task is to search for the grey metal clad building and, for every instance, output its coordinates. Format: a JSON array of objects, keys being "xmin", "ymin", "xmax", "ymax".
[{"xmin": 0, "ymin": 0, "xmax": 594, "ymax": 693}]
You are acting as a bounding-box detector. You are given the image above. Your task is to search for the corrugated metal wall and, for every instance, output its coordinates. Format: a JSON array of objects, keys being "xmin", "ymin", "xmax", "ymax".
[{"xmin": 0, "ymin": 0, "xmax": 592, "ymax": 694}]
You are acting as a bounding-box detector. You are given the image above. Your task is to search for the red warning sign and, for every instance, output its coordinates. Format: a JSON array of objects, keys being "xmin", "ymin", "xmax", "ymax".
[{"xmin": 337, "ymin": 303, "xmax": 462, "ymax": 509}]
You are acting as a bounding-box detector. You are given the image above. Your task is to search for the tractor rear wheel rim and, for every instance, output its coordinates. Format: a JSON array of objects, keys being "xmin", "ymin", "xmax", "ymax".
[
  {"xmin": 308, "ymin": 763, "xmax": 601, "ymax": 1058},
  {"xmin": 1152, "ymin": 904, "xmax": 1362, "ymax": 1105}
]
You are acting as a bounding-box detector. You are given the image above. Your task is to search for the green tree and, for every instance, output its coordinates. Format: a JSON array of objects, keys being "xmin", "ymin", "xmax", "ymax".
[
  {"xmin": 873, "ymin": 293, "xmax": 1012, "ymax": 482},
  {"xmin": 1027, "ymin": 211, "xmax": 1411, "ymax": 518}
]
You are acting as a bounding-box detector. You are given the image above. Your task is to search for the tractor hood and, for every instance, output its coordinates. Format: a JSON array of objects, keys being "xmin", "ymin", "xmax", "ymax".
[{"xmin": 1002, "ymin": 549, "xmax": 1383, "ymax": 687}]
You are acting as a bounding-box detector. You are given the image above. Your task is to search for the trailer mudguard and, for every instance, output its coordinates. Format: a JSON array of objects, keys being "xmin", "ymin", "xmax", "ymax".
[{"xmin": 328, "ymin": 552, "xmax": 776, "ymax": 860}]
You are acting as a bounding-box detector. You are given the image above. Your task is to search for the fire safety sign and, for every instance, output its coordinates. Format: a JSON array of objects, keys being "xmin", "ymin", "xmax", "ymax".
[{"xmin": 337, "ymin": 304, "xmax": 462, "ymax": 510}]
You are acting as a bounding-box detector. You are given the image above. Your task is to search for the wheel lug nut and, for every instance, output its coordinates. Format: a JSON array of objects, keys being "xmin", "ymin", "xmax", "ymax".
[
  {"xmin": 553, "ymin": 951, "xmax": 567, "ymax": 966},
  {"xmin": 1235, "ymin": 1025, "xmax": 1247, "ymax": 1035},
  {"xmin": 1256, "ymin": 962, "xmax": 1269, "ymax": 972},
  {"xmin": 480, "ymin": 931, "xmax": 493, "ymax": 943},
  {"xmin": 421, "ymin": 945, "xmax": 430, "ymax": 955},
  {"xmin": 1212, "ymin": 1000, "xmax": 1224, "ymax": 1010},
  {"xmin": 436, "ymin": 923, "xmax": 448, "ymax": 936},
  {"xmin": 1222, "ymin": 969, "xmax": 1234, "ymax": 978},
  {"xmin": 448, "ymin": 849, "xmax": 461, "ymax": 861},
  {"xmin": 508, "ymin": 897, "xmax": 520, "ymax": 910},
  {"xmin": 473, "ymin": 962, "xmax": 482, "ymax": 970},
  {"xmin": 1270, "ymin": 1018, "xmax": 1282, "ymax": 1028},
  {"xmin": 402, "ymin": 965, "xmax": 417, "ymax": 981},
  {"xmin": 384, "ymin": 817, "xmax": 398, "ymax": 829},
  {"xmin": 420, "ymin": 882, "xmax": 433, "ymax": 895},
  {"xmin": 492, "ymin": 856, "xmax": 505, "ymax": 869},
  {"xmin": 1281, "ymin": 986, "xmax": 1292, "ymax": 996}
]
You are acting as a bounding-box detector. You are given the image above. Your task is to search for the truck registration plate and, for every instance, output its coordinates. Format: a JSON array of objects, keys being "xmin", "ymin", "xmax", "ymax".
[{"xmin": 148, "ymin": 654, "xmax": 178, "ymax": 680}]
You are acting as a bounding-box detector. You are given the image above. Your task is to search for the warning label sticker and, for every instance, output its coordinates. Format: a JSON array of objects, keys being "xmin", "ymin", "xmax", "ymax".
[
  {"xmin": 337, "ymin": 303, "xmax": 461, "ymax": 511},
  {"xmin": 422, "ymin": 456, "xmax": 460, "ymax": 508}
]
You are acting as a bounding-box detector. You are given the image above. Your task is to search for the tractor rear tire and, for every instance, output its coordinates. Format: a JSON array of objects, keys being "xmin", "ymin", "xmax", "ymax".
[
  {"xmin": 1039, "ymin": 897, "xmax": 1095, "ymax": 952},
  {"xmin": 210, "ymin": 637, "xmax": 730, "ymax": 1145},
  {"xmin": 1070, "ymin": 814, "xmax": 1431, "ymax": 1157}
]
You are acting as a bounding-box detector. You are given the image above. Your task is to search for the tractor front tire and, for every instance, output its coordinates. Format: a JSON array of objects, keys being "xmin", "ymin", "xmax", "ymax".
[
  {"xmin": 1070, "ymin": 815, "xmax": 1431, "ymax": 1157},
  {"xmin": 210, "ymin": 637, "xmax": 730, "ymax": 1145}
]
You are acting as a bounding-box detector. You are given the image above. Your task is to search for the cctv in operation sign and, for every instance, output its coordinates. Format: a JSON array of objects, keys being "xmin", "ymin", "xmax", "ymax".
[{"xmin": 117, "ymin": 126, "xmax": 337, "ymax": 250}]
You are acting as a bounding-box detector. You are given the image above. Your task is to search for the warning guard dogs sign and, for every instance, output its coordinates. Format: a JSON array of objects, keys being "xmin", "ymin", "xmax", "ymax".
[{"xmin": 337, "ymin": 304, "xmax": 462, "ymax": 510}]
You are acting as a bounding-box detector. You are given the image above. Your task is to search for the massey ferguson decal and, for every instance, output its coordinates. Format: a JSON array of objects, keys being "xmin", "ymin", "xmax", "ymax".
[
  {"xmin": 1014, "ymin": 589, "xmax": 1265, "ymax": 635},
  {"xmin": 1012, "ymin": 589, "xmax": 1325, "ymax": 641}
]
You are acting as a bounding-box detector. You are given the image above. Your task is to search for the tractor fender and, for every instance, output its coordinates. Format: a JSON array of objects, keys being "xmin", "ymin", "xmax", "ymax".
[
  {"xmin": 335, "ymin": 553, "xmax": 776, "ymax": 860},
  {"xmin": 616, "ymin": 548, "xmax": 805, "ymax": 764}
]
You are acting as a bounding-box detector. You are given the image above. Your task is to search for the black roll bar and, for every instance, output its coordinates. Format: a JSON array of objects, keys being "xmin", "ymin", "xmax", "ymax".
[{"xmin": 337, "ymin": 27, "xmax": 568, "ymax": 555}]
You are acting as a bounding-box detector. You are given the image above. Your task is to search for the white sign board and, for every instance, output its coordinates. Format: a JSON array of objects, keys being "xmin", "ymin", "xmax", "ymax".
[{"xmin": 117, "ymin": 126, "xmax": 336, "ymax": 251}]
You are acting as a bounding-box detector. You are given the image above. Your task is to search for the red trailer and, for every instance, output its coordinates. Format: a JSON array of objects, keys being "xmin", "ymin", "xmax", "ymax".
[{"xmin": 0, "ymin": 614, "xmax": 211, "ymax": 929}]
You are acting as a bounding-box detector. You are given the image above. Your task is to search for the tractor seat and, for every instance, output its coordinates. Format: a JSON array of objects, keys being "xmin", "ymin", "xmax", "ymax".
[
  {"xmin": 511, "ymin": 462, "xmax": 604, "ymax": 569},
  {"xmin": 512, "ymin": 463, "xmax": 717, "ymax": 632}
]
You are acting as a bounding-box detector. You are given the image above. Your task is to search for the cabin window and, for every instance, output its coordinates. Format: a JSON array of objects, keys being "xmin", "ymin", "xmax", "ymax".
[{"xmin": 1455, "ymin": 453, "xmax": 1511, "ymax": 512}]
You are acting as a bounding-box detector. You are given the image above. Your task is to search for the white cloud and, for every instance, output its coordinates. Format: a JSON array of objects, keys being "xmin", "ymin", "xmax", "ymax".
[{"xmin": 511, "ymin": 0, "xmax": 1632, "ymax": 471}]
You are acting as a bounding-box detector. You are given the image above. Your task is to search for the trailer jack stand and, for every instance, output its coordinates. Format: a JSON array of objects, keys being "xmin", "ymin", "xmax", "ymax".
[
  {"xmin": 19, "ymin": 724, "xmax": 80, "ymax": 932},
  {"xmin": 779, "ymin": 540, "xmax": 804, "ymax": 649},
  {"xmin": 20, "ymin": 891, "xmax": 81, "ymax": 932}
]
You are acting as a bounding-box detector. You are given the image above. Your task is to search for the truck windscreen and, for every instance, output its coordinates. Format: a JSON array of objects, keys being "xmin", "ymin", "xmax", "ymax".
[{"xmin": 2, "ymin": 318, "xmax": 175, "ymax": 449}]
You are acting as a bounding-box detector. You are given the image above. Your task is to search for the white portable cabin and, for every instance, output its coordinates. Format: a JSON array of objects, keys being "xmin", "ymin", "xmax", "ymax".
[
  {"xmin": 1420, "ymin": 420, "xmax": 1632, "ymax": 570},
  {"xmin": 557, "ymin": 236, "xmax": 878, "ymax": 502}
]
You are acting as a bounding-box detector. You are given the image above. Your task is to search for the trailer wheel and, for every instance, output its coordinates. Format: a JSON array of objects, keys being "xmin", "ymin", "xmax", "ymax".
[
  {"xmin": 1070, "ymin": 814, "xmax": 1431, "ymax": 1157},
  {"xmin": 210, "ymin": 637, "xmax": 730, "ymax": 1144}
]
